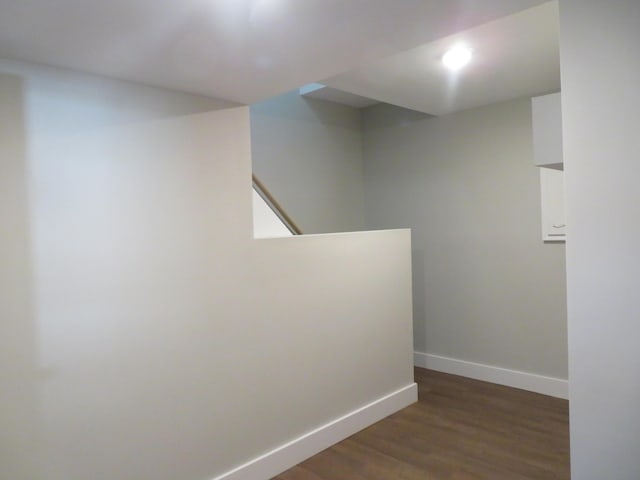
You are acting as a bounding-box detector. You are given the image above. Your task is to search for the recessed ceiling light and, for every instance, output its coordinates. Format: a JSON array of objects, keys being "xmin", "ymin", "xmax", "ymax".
[{"xmin": 442, "ymin": 46, "xmax": 473, "ymax": 71}]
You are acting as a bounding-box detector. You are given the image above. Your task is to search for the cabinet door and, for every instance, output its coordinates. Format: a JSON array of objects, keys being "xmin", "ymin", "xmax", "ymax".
[
  {"xmin": 532, "ymin": 92, "xmax": 563, "ymax": 168},
  {"xmin": 540, "ymin": 168, "xmax": 566, "ymax": 241}
]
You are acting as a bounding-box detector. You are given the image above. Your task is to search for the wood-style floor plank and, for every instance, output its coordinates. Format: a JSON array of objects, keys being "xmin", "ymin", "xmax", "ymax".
[{"xmin": 272, "ymin": 367, "xmax": 569, "ymax": 480}]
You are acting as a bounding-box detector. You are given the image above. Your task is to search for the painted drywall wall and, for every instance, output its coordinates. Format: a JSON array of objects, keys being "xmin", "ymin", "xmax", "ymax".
[
  {"xmin": 0, "ymin": 60, "xmax": 415, "ymax": 480},
  {"xmin": 362, "ymin": 99, "xmax": 568, "ymax": 379},
  {"xmin": 252, "ymin": 188, "xmax": 293, "ymax": 238},
  {"xmin": 0, "ymin": 71, "xmax": 41, "ymax": 479},
  {"xmin": 250, "ymin": 91, "xmax": 365, "ymax": 234},
  {"xmin": 560, "ymin": 1, "xmax": 640, "ymax": 478}
]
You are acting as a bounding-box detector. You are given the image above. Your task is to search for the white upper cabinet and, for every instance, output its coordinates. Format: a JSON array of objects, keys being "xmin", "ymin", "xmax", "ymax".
[
  {"xmin": 532, "ymin": 92, "xmax": 563, "ymax": 168},
  {"xmin": 532, "ymin": 92, "xmax": 565, "ymax": 242},
  {"xmin": 540, "ymin": 168, "xmax": 566, "ymax": 242}
]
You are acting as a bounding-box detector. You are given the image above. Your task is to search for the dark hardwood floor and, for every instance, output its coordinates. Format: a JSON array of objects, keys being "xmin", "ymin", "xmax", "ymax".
[{"xmin": 273, "ymin": 367, "xmax": 570, "ymax": 479}]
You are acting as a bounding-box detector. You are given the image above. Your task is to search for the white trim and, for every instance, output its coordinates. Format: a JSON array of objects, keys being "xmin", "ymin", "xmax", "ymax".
[
  {"xmin": 414, "ymin": 352, "xmax": 568, "ymax": 399},
  {"xmin": 212, "ymin": 383, "xmax": 418, "ymax": 480}
]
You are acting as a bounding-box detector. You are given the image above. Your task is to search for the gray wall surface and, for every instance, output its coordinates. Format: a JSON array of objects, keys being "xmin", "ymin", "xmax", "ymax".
[
  {"xmin": 251, "ymin": 91, "xmax": 365, "ymax": 234},
  {"xmin": 560, "ymin": 0, "xmax": 640, "ymax": 478},
  {"xmin": 363, "ymin": 99, "xmax": 568, "ymax": 379},
  {"xmin": 0, "ymin": 60, "xmax": 415, "ymax": 480}
]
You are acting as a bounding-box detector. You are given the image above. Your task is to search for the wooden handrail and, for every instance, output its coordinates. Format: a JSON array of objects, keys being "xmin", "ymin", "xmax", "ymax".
[{"xmin": 252, "ymin": 174, "xmax": 303, "ymax": 235}]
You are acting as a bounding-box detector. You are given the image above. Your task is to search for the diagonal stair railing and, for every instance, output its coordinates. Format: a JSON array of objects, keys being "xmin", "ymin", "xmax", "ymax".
[{"xmin": 252, "ymin": 174, "xmax": 303, "ymax": 235}]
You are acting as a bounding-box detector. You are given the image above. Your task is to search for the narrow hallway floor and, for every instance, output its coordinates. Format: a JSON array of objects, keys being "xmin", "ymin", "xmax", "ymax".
[{"xmin": 273, "ymin": 367, "xmax": 570, "ymax": 479}]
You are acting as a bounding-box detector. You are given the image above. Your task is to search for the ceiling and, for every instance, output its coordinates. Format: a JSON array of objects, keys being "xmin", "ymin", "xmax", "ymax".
[
  {"xmin": 321, "ymin": 2, "xmax": 560, "ymax": 115},
  {"xmin": 299, "ymin": 83, "xmax": 380, "ymax": 109},
  {"xmin": 0, "ymin": 0, "xmax": 551, "ymax": 105}
]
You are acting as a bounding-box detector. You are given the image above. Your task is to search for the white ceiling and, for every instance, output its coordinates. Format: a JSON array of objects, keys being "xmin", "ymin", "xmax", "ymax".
[
  {"xmin": 299, "ymin": 83, "xmax": 380, "ymax": 109},
  {"xmin": 322, "ymin": 1, "xmax": 560, "ymax": 115},
  {"xmin": 0, "ymin": 0, "xmax": 551, "ymax": 105}
]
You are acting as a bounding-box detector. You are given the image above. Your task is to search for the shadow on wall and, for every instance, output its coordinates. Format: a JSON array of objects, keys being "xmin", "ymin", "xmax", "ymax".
[
  {"xmin": 411, "ymin": 249, "xmax": 427, "ymax": 349},
  {"xmin": 0, "ymin": 74, "xmax": 42, "ymax": 478}
]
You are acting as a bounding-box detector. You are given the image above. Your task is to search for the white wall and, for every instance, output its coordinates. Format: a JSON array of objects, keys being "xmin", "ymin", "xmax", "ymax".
[
  {"xmin": 0, "ymin": 60, "xmax": 415, "ymax": 480},
  {"xmin": 0, "ymin": 70, "xmax": 40, "ymax": 479},
  {"xmin": 363, "ymin": 99, "xmax": 568, "ymax": 380},
  {"xmin": 560, "ymin": 1, "xmax": 640, "ymax": 478},
  {"xmin": 250, "ymin": 91, "xmax": 366, "ymax": 234},
  {"xmin": 252, "ymin": 189, "xmax": 294, "ymax": 238}
]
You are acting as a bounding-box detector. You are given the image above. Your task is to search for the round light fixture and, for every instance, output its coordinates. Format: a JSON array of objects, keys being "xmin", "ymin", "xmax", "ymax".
[{"xmin": 442, "ymin": 46, "xmax": 473, "ymax": 71}]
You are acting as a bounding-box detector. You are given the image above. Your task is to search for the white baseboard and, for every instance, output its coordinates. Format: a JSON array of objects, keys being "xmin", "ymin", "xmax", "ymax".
[
  {"xmin": 414, "ymin": 351, "xmax": 568, "ymax": 399},
  {"xmin": 212, "ymin": 383, "xmax": 418, "ymax": 480}
]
